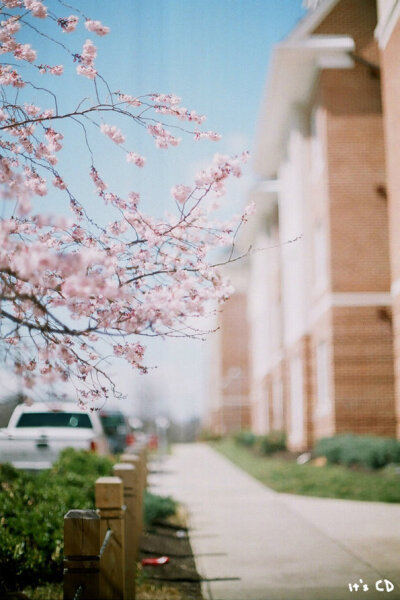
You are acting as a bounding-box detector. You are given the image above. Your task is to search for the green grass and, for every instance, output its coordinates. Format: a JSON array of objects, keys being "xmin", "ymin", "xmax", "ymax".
[
  {"xmin": 212, "ymin": 438, "xmax": 400, "ymax": 503},
  {"xmin": 24, "ymin": 582, "xmax": 62, "ymax": 600}
]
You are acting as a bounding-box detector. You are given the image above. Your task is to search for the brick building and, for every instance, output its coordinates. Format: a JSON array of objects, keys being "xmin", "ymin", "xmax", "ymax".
[
  {"xmin": 377, "ymin": 0, "xmax": 400, "ymax": 438},
  {"xmin": 205, "ymin": 260, "xmax": 252, "ymax": 434},
  {"xmin": 208, "ymin": 0, "xmax": 400, "ymax": 448}
]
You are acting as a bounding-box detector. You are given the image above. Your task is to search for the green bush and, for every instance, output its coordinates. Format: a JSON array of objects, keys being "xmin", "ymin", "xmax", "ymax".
[
  {"xmin": 144, "ymin": 491, "xmax": 177, "ymax": 527},
  {"xmin": 198, "ymin": 429, "xmax": 222, "ymax": 442},
  {"xmin": 234, "ymin": 430, "xmax": 257, "ymax": 447},
  {"xmin": 256, "ymin": 431, "xmax": 286, "ymax": 455},
  {"xmin": 0, "ymin": 449, "xmax": 114, "ymax": 593},
  {"xmin": 314, "ymin": 434, "xmax": 400, "ymax": 470},
  {"xmin": 0, "ymin": 448, "xmax": 177, "ymax": 594}
]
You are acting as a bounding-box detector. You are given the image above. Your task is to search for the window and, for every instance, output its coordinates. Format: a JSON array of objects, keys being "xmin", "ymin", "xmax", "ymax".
[{"xmin": 16, "ymin": 412, "xmax": 93, "ymax": 428}]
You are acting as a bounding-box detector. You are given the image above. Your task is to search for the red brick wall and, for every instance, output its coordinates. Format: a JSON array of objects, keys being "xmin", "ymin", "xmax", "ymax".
[
  {"xmin": 308, "ymin": 0, "xmax": 395, "ymax": 440},
  {"xmin": 210, "ymin": 405, "xmax": 251, "ymax": 435},
  {"xmin": 315, "ymin": 0, "xmax": 390, "ymax": 293},
  {"xmin": 212, "ymin": 292, "xmax": 250, "ymax": 434},
  {"xmin": 333, "ymin": 306, "xmax": 396, "ymax": 436},
  {"xmin": 270, "ymin": 361, "xmax": 286, "ymax": 432},
  {"xmin": 315, "ymin": 0, "xmax": 379, "ymax": 63},
  {"xmin": 380, "ymin": 15, "xmax": 400, "ymax": 438}
]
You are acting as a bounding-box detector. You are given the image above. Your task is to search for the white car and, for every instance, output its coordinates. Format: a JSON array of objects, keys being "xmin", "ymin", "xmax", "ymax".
[{"xmin": 0, "ymin": 402, "xmax": 110, "ymax": 470}]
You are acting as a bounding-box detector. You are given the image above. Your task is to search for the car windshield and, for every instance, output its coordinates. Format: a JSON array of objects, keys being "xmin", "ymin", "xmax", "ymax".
[
  {"xmin": 100, "ymin": 413, "xmax": 126, "ymax": 434},
  {"xmin": 16, "ymin": 412, "xmax": 93, "ymax": 428}
]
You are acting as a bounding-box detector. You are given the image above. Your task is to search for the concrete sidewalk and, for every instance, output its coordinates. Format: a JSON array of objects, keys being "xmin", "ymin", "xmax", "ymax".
[{"xmin": 149, "ymin": 443, "xmax": 400, "ymax": 600}]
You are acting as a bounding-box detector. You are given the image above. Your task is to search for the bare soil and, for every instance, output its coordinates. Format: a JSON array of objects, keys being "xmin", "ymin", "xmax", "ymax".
[{"xmin": 137, "ymin": 518, "xmax": 203, "ymax": 600}]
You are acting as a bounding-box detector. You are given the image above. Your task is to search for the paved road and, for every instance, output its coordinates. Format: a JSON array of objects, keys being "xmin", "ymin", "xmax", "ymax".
[{"xmin": 149, "ymin": 443, "xmax": 400, "ymax": 600}]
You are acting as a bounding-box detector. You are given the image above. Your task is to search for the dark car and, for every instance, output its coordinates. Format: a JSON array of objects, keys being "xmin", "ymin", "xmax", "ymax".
[{"xmin": 99, "ymin": 410, "xmax": 134, "ymax": 454}]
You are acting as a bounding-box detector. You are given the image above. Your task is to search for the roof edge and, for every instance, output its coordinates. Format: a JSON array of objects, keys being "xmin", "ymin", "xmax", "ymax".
[
  {"xmin": 252, "ymin": 34, "xmax": 355, "ymax": 178},
  {"xmin": 287, "ymin": 0, "xmax": 341, "ymax": 42}
]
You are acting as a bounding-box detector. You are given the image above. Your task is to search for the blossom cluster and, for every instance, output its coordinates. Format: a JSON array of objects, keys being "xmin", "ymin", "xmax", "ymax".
[{"xmin": 0, "ymin": 0, "xmax": 249, "ymax": 402}]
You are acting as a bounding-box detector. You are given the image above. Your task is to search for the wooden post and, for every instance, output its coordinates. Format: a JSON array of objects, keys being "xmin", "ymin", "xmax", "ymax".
[
  {"xmin": 63, "ymin": 509, "xmax": 100, "ymax": 600},
  {"xmin": 139, "ymin": 445, "xmax": 148, "ymax": 489},
  {"xmin": 120, "ymin": 453, "xmax": 144, "ymax": 559},
  {"xmin": 124, "ymin": 445, "xmax": 146, "ymax": 490},
  {"xmin": 113, "ymin": 463, "xmax": 136, "ymax": 600},
  {"xmin": 95, "ymin": 476, "xmax": 125, "ymax": 600}
]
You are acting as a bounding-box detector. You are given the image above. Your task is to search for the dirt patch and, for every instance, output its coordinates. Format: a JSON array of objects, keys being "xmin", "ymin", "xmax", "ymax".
[{"xmin": 137, "ymin": 519, "xmax": 203, "ymax": 600}]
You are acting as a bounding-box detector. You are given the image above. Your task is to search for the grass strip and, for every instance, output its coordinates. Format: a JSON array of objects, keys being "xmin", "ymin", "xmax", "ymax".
[{"xmin": 212, "ymin": 438, "xmax": 400, "ymax": 503}]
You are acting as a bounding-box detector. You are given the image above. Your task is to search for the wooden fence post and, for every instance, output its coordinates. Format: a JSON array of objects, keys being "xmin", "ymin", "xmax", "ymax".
[
  {"xmin": 63, "ymin": 509, "xmax": 100, "ymax": 600},
  {"xmin": 113, "ymin": 463, "xmax": 136, "ymax": 600},
  {"xmin": 120, "ymin": 453, "xmax": 144, "ymax": 559},
  {"xmin": 95, "ymin": 476, "xmax": 125, "ymax": 600}
]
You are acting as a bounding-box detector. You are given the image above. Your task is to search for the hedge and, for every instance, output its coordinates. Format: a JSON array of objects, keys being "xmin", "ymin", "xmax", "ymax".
[
  {"xmin": 314, "ymin": 434, "xmax": 400, "ymax": 470},
  {"xmin": 0, "ymin": 448, "xmax": 176, "ymax": 594}
]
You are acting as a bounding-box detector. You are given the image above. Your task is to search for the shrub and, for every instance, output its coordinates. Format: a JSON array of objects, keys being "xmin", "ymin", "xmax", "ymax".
[
  {"xmin": 0, "ymin": 450, "xmax": 115, "ymax": 593},
  {"xmin": 314, "ymin": 435, "xmax": 400, "ymax": 470},
  {"xmin": 144, "ymin": 491, "xmax": 177, "ymax": 527},
  {"xmin": 256, "ymin": 432, "xmax": 286, "ymax": 455},
  {"xmin": 0, "ymin": 448, "xmax": 176, "ymax": 594},
  {"xmin": 198, "ymin": 429, "xmax": 222, "ymax": 442},
  {"xmin": 234, "ymin": 430, "xmax": 257, "ymax": 447}
]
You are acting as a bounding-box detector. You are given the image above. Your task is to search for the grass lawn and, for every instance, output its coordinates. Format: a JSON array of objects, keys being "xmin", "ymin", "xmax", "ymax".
[{"xmin": 212, "ymin": 438, "xmax": 400, "ymax": 503}]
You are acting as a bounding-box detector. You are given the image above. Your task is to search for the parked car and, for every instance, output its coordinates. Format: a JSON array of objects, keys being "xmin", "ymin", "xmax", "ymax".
[
  {"xmin": 147, "ymin": 433, "xmax": 159, "ymax": 451},
  {"xmin": 99, "ymin": 410, "xmax": 134, "ymax": 454},
  {"xmin": 0, "ymin": 402, "xmax": 109, "ymax": 470}
]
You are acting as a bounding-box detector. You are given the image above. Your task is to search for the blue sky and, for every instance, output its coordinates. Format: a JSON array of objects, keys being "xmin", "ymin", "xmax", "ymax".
[
  {"xmin": 92, "ymin": 0, "xmax": 307, "ymax": 421},
  {"xmin": 5, "ymin": 1, "xmax": 307, "ymax": 420}
]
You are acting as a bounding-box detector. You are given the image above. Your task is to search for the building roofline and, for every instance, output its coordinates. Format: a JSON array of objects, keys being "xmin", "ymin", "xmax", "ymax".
[
  {"xmin": 287, "ymin": 0, "xmax": 341, "ymax": 42},
  {"xmin": 252, "ymin": 34, "xmax": 354, "ymax": 178}
]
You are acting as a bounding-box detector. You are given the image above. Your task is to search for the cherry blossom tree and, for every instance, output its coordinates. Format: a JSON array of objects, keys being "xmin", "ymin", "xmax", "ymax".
[{"xmin": 0, "ymin": 0, "xmax": 252, "ymax": 403}]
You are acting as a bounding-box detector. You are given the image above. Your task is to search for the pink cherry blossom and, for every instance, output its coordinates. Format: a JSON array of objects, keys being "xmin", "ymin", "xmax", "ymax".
[
  {"xmin": 100, "ymin": 123, "xmax": 125, "ymax": 145},
  {"xmin": 24, "ymin": 0, "xmax": 47, "ymax": 18},
  {"xmin": 0, "ymin": 0, "xmax": 249, "ymax": 402},
  {"xmin": 81, "ymin": 39, "xmax": 97, "ymax": 64},
  {"xmin": 85, "ymin": 19, "xmax": 110, "ymax": 36},
  {"xmin": 126, "ymin": 152, "xmax": 146, "ymax": 167},
  {"xmin": 58, "ymin": 15, "xmax": 78, "ymax": 33},
  {"xmin": 118, "ymin": 93, "xmax": 141, "ymax": 107},
  {"xmin": 49, "ymin": 65, "xmax": 63, "ymax": 76},
  {"xmin": 76, "ymin": 64, "xmax": 97, "ymax": 79},
  {"xmin": 171, "ymin": 184, "xmax": 192, "ymax": 204},
  {"xmin": 53, "ymin": 176, "xmax": 67, "ymax": 190},
  {"xmin": 14, "ymin": 43, "xmax": 37, "ymax": 63},
  {"xmin": 24, "ymin": 103, "xmax": 40, "ymax": 116}
]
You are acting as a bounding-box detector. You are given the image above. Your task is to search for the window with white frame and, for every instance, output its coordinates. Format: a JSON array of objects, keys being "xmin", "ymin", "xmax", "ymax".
[{"xmin": 316, "ymin": 341, "xmax": 331, "ymax": 414}]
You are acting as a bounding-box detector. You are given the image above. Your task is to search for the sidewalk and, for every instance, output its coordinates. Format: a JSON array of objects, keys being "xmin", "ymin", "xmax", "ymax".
[{"xmin": 149, "ymin": 443, "xmax": 400, "ymax": 600}]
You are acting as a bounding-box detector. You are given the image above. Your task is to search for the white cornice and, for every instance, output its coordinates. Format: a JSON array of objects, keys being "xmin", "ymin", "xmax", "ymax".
[
  {"xmin": 288, "ymin": 0, "xmax": 341, "ymax": 42},
  {"xmin": 375, "ymin": 0, "xmax": 400, "ymax": 48},
  {"xmin": 309, "ymin": 292, "xmax": 392, "ymax": 326}
]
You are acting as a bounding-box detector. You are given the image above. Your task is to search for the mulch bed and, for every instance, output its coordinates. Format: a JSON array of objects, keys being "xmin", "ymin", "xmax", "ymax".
[{"xmin": 138, "ymin": 520, "xmax": 203, "ymax": 600}]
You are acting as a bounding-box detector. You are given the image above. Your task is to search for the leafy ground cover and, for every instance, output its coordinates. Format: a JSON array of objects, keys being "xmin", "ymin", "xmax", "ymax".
[
  {"xmin": 0, "ymin": 449, "xmax": 177, "ymax": 596},
  {"xmin": 212, "ymin": 437, "xmax": 400, "ymax": 503}
]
